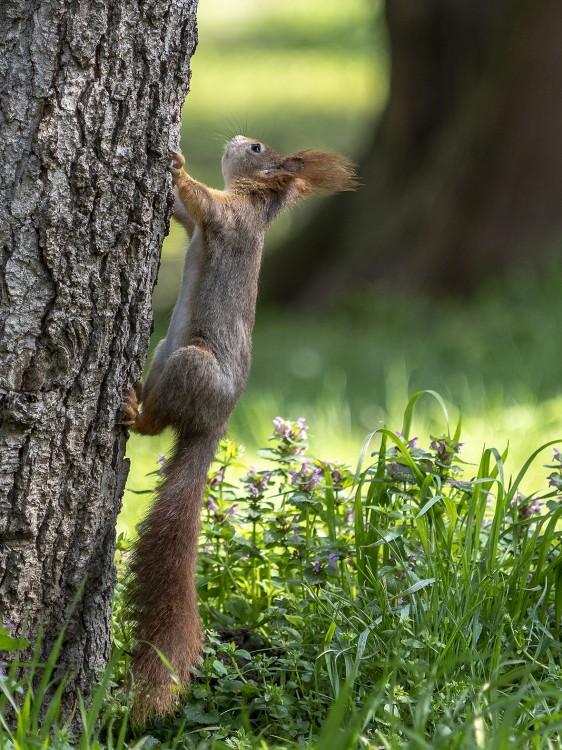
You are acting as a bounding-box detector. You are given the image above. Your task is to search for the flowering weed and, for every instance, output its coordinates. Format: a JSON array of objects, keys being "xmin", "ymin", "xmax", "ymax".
[{"xmin": 117, "ymin": 394, "xmax": 562, "ymax": 748}]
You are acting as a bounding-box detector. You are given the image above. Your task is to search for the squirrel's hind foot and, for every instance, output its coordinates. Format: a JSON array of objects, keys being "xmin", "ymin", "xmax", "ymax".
[
  {"xmin": 121, "ymin": 382, "xmax": 143, "ymax": 430},
  {"xmin": 121, "ymin": 382, "xmax": 167, "ymax": 436}
]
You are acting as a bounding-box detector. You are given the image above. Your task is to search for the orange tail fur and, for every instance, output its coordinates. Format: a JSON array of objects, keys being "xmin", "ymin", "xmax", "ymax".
[
  {"xmin": 283, "ymin": 150, "xmax": 358, "ymax": 195},
  {"xmin": 125, "ymin": 432, "xmax": 219, "ymax": 722}
]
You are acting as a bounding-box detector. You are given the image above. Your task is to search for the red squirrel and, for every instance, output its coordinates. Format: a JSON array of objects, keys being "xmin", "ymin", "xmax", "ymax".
[{"xmin": 122, "ymin": 136, "xmax": 357, "ymax": 720}]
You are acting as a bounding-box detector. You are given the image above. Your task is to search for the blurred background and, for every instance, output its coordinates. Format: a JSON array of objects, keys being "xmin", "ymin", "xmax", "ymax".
[{"xmin": 123, "ymin": 0, "xmax": 562, "ymax": 528}]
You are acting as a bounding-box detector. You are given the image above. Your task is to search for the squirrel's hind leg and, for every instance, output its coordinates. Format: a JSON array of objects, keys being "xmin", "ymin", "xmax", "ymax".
[{"xmin": 140, "ymin": 344, "xmax": 234, "ymax": 436}]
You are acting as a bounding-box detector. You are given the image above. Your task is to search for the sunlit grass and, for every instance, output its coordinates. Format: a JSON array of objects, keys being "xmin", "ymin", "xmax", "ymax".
[
  {"xmin": 121, "ymin": 392, "xmax": 562, "ymax": 539},
  {"xmin": 124, "ymin": 254, "xmax": 562, "ymax": 538}
]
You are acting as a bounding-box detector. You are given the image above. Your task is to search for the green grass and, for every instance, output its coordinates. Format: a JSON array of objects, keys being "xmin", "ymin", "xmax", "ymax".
[
  {"xmin": 3, "ymin": 398, "xmax": 562, "ymax": 748},
  {"xmin": 123, "ymin": 264, "xmax": 562, "ymax": 534}
]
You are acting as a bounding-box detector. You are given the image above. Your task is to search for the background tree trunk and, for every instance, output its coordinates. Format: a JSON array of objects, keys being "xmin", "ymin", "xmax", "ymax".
[
  {"xmin": 0, "ymin": 0, "xmax": 197, "ymax": 706},
  {"xmin": 262, "ymin": 0, "xmax": 562, "ymax": 307}
]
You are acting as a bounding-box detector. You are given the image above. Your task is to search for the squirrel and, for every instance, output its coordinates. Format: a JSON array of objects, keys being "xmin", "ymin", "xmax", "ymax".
[{"xmin": 122, "ymin": 135, "xmax": 357, "ymax": 721}]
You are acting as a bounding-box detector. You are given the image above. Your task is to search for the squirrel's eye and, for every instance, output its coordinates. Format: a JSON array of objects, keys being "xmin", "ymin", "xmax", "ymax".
[{"xmin": 250, "ymin": 143, "xmax": 261, "ymax": 153}]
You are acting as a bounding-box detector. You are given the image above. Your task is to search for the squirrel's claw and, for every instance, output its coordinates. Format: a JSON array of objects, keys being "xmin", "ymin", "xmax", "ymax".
[
  {"xmin": 168, "ymin": 150, "xmax": 185, "ymax": 178},
  {"xmin": 121, "ymin": 383, "xmax": 142, "ymax": 429}
]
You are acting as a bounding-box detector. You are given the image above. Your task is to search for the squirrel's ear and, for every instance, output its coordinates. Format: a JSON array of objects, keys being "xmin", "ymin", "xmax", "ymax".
[{"xmin": 278, "ymin": 156, "xmax": 305, "ymax": 174}]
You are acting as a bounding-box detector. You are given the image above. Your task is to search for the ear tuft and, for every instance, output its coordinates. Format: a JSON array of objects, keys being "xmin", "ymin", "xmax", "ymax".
[
  {"xmin": 279, "ymin": 156, "xmax": 305, "ymax": 174},
  {"xmin": 288, "ymin": 151, "xmax": 358, "ymax": 196}
]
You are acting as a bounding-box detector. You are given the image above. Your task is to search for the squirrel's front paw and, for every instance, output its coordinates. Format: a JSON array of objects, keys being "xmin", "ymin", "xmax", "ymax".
[
  {"xmin": 121, "ymin": 381, "xmax": 143, "ymax": 430},
  {"xmin": 168, "ymin": 150, "xmax": 185, "ymax": 181}
]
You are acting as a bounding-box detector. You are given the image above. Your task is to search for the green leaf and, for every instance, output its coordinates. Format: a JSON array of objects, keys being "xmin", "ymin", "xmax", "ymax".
[
  {"xmin": 401, "ymin": 390, "xmax": 450, "ymax": 441},
  {"xmin": 401, "ymin": 578, "xmax": 436, "ymax": 596},
  {"xmin": 284, "ymin": 615, "xmax": 304, "ymax": 626},
  {"xmin": 0, "ymin": 635, "xmax": 29, "ymax": 651},
  {"xmin": 183, "ymin": 704, "xmax": 220, "ymax": 724},
  {"xmin": 212, "ymin": 659, "xmax": 228, "ymax": 676}
]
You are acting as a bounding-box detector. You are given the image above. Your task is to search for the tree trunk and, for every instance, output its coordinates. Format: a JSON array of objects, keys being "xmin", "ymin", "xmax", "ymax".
[
  {"xmin": 261, "ymin": 0, "xmax": 562, "ymax": 307},
  {"xmin": 0, "ymin": 0, "xmax": 197, "ymax": 707}
]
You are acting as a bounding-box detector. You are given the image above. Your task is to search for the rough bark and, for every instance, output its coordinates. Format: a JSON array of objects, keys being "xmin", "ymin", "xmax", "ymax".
[
  {"xmin": 0, "ymin": 0, "xmax": 197, "ymax": 706},
  {"xmin": 261, "ymin": 0, "xmax": 562, "ymax": 306}
]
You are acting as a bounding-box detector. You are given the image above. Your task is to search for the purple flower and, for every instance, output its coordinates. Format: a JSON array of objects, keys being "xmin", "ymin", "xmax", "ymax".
[
  {"xmin": 273, "ymin": 416, "xmax": 290, "ymax": 439},
  {"xmin": 207, "ymin": 496, "xmax": 218, "ymax": 511},
  {"xmin": 289, "ymin": 462, "xmax": 322, "ymax": 493},
  {"xmin": 271, "ymin": 417, "xmax": 309, "ymax": 455},
  {"xmin": 227, "ymin": 503, "xmax": 239, "ymax": 516},
  {"xmin": 209, "ymin": 467, "xmax": 225, "ymax": 488},
  {"xmin": 548, "ymin": 472, "xmax": 562, "ymax": 490},
  {"xmin": 273, "ymin": 416, "xmax": 309, "ymax": 440},
  {"xmin": 511, "ymin": 493, "xmax": 542, "ymax": 521},
  {"xmin": 387, "ymin": 460, "xmax": 401, "ymax": 479},
  {"xmin": 327, "ymin": 552, "xmax": 340, "ymax": 568},
  {"xmin": 242, "ymin": 467, "xmax": 272, "ymax": 497},
  {"xmin": 312, "ymin": 560, "xmax": 321, "ymax": 573},
  {"xmin": 323, "ymin": 461, "xmax": 347, "ymax": 490},
  {"xmin": 157, "ymin": 453, "xmax": 167, "ymax": 474},
  {"xmin": 430, "ymin": 436, "xmax": 462, "ymax": 468},
  {"xmin": 346, "ymin": 508, "xmax": 355, "ymax": 524}
]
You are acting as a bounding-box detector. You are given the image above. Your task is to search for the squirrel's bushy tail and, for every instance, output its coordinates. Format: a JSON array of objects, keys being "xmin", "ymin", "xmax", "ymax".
[
  {"xmin": 125, "ymin": 432, "xmax": 219, "ymax": 722},
  {"xmin": 289, "ymin": 150, "xmax": 358, "ymax": 195}
]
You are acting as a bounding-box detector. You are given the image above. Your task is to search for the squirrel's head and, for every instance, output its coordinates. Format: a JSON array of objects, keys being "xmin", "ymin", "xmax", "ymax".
[
  {"xmin": 222, "ymin": 135, "xmax": 282, "ymax": 188},
  {"xmin": 222, "ymin": 134, "xmax": 358, "ymax": 197},
  {"xmin": 222, "ymin": 135, "xmax": 307, "ymax": 190}
]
